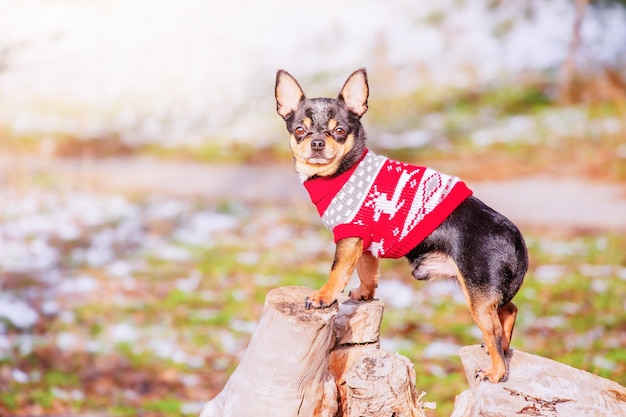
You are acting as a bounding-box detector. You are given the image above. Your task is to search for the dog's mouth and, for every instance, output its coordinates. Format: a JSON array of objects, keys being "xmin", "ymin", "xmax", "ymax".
[
  {"xmin": 295, "ymin": 150, "xmax": 343, "ymax": 178},
  {"xmin": 305, "ymin": 156, "xmax": 334, "ymax": 165},
  {"xmin": 304, "ymin": 149, "xmax": 337, "ymax": 166}
]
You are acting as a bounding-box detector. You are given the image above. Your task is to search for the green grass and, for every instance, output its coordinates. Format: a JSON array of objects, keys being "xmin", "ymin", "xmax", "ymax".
[
  {"xmin": 2, "ymin": 200, "xmax": 625, "ymax": 416},
  {"xmin": 143, "ymin": 398, "xmax": 182, "ymax": 414}
]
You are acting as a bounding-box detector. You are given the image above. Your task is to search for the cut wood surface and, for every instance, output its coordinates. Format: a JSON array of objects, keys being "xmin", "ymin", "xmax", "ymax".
[
  {"xmin": 451, "ymin": 345, "xmax": 626, "ymax": 417},
  {"xmin": 201, "ymin": 286, "xmax": 427, "ymax": 417}
]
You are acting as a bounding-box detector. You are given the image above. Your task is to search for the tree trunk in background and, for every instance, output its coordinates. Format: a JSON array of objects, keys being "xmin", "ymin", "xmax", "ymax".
[
  {"xmin": 558, "ymin": 0, "xmax": 589, "ymax": 104},
  {"xmin": 201, "ymin": 286, "xmax": 428, "ymax": 417}
]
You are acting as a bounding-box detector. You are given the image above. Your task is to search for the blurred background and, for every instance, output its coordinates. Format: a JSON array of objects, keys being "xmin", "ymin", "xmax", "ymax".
[{"xmin": 0, "ymin": 0, "xmax": 625, "ymax": 416}]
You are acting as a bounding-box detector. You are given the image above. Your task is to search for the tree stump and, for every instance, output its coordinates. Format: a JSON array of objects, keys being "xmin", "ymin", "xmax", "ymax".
[
  {"xmin": 201, "ymin": 286, "xmax": 427, "ymax": 417},
  {"xmin": 452, "ymin": 345, "xmax": 626, "ymax": 417},
  {"xmin": 201, "ymin": 286, "xmax": 338, "ymax": 417}
]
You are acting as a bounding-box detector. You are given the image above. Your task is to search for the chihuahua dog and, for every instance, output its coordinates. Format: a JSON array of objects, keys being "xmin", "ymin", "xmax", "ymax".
[{"xmin": 275, "ymin": 68, "xmax": 528, "ymax": 383}]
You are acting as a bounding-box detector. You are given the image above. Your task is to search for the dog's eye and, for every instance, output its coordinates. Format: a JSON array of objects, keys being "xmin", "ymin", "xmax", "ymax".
[
  {"xmin": 294, "ymin": 127, "xmax": 306, "ymax": 137},
  {"xmin": 334, "ymin": 127, "xmax": 346, "ymax": 136}
]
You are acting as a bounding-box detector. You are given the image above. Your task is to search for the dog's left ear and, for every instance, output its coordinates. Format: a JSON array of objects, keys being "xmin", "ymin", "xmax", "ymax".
[
  {"xmin": 275, "ymin": 70, "xmax": 305, "ymax": 120},
  {"xmin": 338, "ymin": 68, "xmax": 369, "ymax": 117}
]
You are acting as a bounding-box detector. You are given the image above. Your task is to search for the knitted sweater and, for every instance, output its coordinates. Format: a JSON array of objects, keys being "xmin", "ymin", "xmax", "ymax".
[{"xmin": 304, "ymin": 149, "xmax": 472, "ymax": 259}]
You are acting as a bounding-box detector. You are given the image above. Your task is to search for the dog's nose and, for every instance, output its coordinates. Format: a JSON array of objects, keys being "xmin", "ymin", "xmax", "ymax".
[{"xmin": 311, "ymin": 139, "xmax": 325, "ymax": 151}]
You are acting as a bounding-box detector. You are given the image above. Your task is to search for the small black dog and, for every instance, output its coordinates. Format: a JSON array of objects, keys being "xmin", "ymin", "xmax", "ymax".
[{"xmin": 275, "ymin": 68, "xmax": 528, "ymax": 383}]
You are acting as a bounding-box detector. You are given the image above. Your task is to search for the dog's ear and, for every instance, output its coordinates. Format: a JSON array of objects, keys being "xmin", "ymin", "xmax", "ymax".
[
  {"xmin": 338, "ymin": 68, "xmax": 368, "ymax": 117},
  {"xmin": 275, "ymin": 70, "xmax": 305, "ymax": 120}
]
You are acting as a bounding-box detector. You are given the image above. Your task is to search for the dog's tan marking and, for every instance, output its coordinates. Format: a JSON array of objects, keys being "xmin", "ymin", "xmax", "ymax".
[
  {"xmin": 413, "ymin": 252, "xmax": 458, "ymax": 281},
  {"xmin": 401, "ymin": 251, "xmax": 514, "ymax": 381},
  {"xmin": 327, "ymin": 118, "xmax": 338, "ymax": 131},
  {"xmin": 471, "ymin": 300, "xmax": 507, "ymax": 382},
  {"xmin": 437, "ymin": 260, "xmax": 508, "ymax": 383},
  {"xmin": 291, "ymin": 133, "xmax": 355, "ymax": 179},
  {"xmin": 313, "ymin": 133, "xmax": 354, "ymax": 176},
  {"xmin": 498, "ymin": 301, "xmax": 517, "ymax": 353},
  {"xmin": 303, "ymin": 117, "xmax": 312, "ymax": 129},
  {"xmin": 350, "ymin": 252, "xmax": 380, "ymax": 301},
  {"xmin": 307, "ymin": 237, "xmax": 363, "ymax": 308},
  {"xmin": 463, "ymin": 287, "xmax": 508, "ymax": 382}
]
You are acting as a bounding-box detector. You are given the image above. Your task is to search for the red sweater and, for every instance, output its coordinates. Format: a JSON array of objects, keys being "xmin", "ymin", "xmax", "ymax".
[{"xmin": 304, "ymin": 149, "xmax": 472, "ymax": 258}]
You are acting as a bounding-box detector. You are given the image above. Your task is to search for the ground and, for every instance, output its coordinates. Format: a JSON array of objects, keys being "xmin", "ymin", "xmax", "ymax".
[{"xmin": 1, "ymin": 146, "xmax": 625, "ymax": 416}]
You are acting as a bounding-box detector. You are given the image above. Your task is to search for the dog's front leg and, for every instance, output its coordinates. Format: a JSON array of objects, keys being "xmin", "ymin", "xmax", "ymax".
[
  {"xmin": 349, "ymin": 252, "xmax": 380, "ymax": 301},
  {"xmin": 305, "ymin": 237, "xmax": 363, "ymax": 309}
]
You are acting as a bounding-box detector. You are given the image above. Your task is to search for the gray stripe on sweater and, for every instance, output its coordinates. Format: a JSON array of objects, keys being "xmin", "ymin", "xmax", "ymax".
[{"xmin": 321, "ymin": 152, "xmax": 387, "ymax": 230}]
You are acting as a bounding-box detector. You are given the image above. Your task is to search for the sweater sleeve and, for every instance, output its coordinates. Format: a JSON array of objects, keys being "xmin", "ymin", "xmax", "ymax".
[{"xmin": 332, "ymin": 223, "xmax": 371, "ymax": 249}]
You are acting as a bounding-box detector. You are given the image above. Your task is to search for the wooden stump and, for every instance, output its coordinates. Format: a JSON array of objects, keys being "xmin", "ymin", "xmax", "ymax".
[
  {"xmin": 452, "ymin": 345, "xmax": 626, "ymax": 417},
  {"xmin": 201, "ymin": 286, "xmax": 338, "ymax": 417},
  {"xmin": 341, "ymin": 351, "xmax": 425, "ymax": 417},
  {"xmin": 201, "ymin": 286, "xmax": 427, "ymax": 417}
]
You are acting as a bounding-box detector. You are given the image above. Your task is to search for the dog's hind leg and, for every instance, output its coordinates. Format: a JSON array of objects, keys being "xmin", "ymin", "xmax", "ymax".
[
  {"xmin": 498, "ymin": 301, "xmax": 517, "ymax": 353},
  {"xmin": 466, "ymin": 291, "xmax": 508, "ymax": 383},
  {"xmin": 349, "ymin": 252, "xmax": 380, "ymax": 301}
]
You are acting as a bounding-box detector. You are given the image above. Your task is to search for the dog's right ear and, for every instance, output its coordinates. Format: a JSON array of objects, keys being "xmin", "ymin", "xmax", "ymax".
[{"xmin": 275, "ymin": 70, "xmax": 305, "ymax": 120}]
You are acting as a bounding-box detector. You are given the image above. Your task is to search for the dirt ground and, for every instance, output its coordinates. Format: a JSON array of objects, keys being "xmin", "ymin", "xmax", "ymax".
[{"xmin": 3, "ymin": 152, "xmax": 626, "ymax": 231}]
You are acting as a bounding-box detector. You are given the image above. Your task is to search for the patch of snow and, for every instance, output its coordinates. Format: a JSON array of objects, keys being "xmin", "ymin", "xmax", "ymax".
[
  {"xmin": 0, "ymin": 334, "xmax": 11, "ymax": 357},
  {"xmin": 377, "ymin": 130, "xmax": 435, "ymax": 149},
  {"xmin": 229, "ymin": 319, "xmax": 257, "ymax": 334},
  {"xmin": 51, "ymin": 388, "xmax": 85, "ymax": 402},
  {"xmin": 424, "ymin": 280, "xmax": 465, "ymax": 304},
  {"xmin": 532, "ymin": 315, "xmax": 568, "ymax": 329},
  {"xmin": 56, "ymin": 331, "xmax": 78, "ymax": 351},
  {"xmin": 110, "ymin": 322, "xmax": 138, "ymax": 344},
  {"xmin": 107, "ymin": 260, "xmax": 134, "ymax": 278},
  {"xmin": 236, "ymin": 251, "xmax": 260, "ymax": 265},
  {"xmin": 579, "ymin": 264, "xmax": 614, "ymax": 278},
  {"xmin": 12, "ymin": 368, "xmax": 29, "ymax": 384},
  {"xmin": 590, "ymin": 279, "xmax": 609, "ymax": 294},
  {"xmin": 593, "ymin": 355, "xmax": 616, "ymax": 371},
  {"xmin": 145, "ymin": 200, "xmax": 189, "ymax": 220},
  {"xmin": 175, "ymin": 270, "xmax": 202, "ymax": 293},
  {"xmin": 59, "ymin": 275, "xmax": 99, "ymax": 294},
  {"xmin": 181, "ymin": 401, "xmax": 205, "ymax": 415},
  {"xmin": 151, "ymin": 244, "xmax": 191, "ymax": 262},
  {"xmin": 41, "ymin": 300, "xmax": 60, "ymax": 315},
  {"xmin": 0, "ymin": 296, "xmax": 38, "ymax": 328},
  {"xmin": 379, "ymin": 337, "xmax": 416, "ymax": 353},
  {"xmin": 423, "ymin": 340, "xmax": 462, "ymax": 359},
  {"xmin": 58, "ymin": 310, "xmax": 76, "ymax": 324},
  {"xmin": 376, "ymin": 280, "xmax": 415, "ymax": 309},
  {"xmin": 174, "ymin": 211, "xmax": 237, "ymax": 246},
  {"xmin": 534, "ymin": 264, "xmax": 568, "ymax": 284}
]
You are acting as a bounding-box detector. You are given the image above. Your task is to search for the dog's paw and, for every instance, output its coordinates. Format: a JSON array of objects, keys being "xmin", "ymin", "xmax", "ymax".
[
  {"xmin": 348, "ymin": 287, "xmax": 376, "ymax": 301},
  {"xmin": 480, "ymin": 343, "xmax": 490, "ymax": 355},
  {"xmin": 474, "ymin": 368, "xmax": 506, "ymax": 383},
  {"xmin": 304, "ymin": 293, "xmax": 337, "ymax": 310}
]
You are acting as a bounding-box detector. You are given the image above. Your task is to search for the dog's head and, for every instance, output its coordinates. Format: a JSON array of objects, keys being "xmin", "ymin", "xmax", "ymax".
[{"xmin": 275, "ymin": 69, "xmax": 369, "ymax": 180}]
